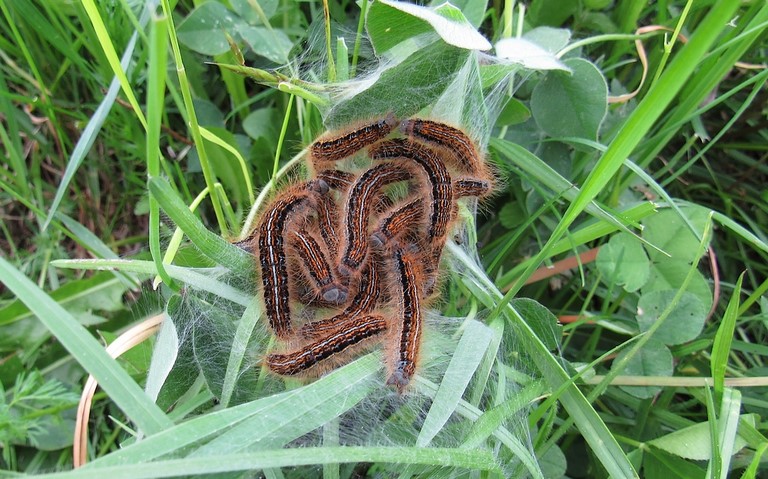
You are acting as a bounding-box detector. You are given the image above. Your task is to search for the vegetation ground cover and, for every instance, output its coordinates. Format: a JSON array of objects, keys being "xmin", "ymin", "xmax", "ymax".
[{"xmin": 1, "ymin": 0, "xmax": 767, "ymax": 477}]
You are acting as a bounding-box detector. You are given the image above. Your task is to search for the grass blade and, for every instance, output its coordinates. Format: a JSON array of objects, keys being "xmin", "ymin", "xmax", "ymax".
[
  {"xmin": 417, "ymin": 319, "xmax": 493, "ymax": 446},
  {"xmin": 711, "ymin": 273, "xmax": 744, "ymax": 399},
  {"xmin": 147, "ymin": 177, "xmax": 251, "ymax": 272},
  {"xmin": 42, "ymin": 447, "xmax": 500, "ymax": 479},
  {"xmin": 0, "ymin": 257, "xmax": 172, "ymax": 435},
  {"xmin": 193, "ymin": 355, "xmax": 379, "ymax": 456},
  {"xmin": 51, "ymin": 259, "xmax": 252, "ymax": 307},
  {"xmin": 84, "ymin": 355, "xmax": 379, "ymax": 467},
  {"xmin": 448, "ymin": 242, "xmax": 638, "ymax": 478}
]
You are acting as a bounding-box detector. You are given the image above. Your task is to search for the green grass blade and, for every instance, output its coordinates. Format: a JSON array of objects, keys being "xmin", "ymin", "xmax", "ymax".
[
  {"xmin": 51, "ymin": 259, "xmax": 251, "ymax": 307},
  {"xmin": 193, "ymin": 355, "xmax": 379, "ymax": 456},
  {"xmin": 42, "ymin": 447, "xmax": 500, "ymax": 479},
  {"xmin": 712, "ymin": 273, "xmax": 744, "ymax": 399},
  {"xmin": 711, "ymin": 211, "xmax": 768, "ymax": 256},
  {"xmin": 495, "ymin": 202, "xmax": 657, "ymax": 289},
  {"xmin": 462, "ymin": 380, "xmax": 546, "ymax": 448},
  {"xmin": 200, "ymin": 127, "xmax": 255, "ymax": 204},
  {"xmin": 417, "ymin": 319, "xmax": 493, "ymax": 446},
  {"xmin": 490, "ymin": 139, "xmax": 641, "ymax": 235},
  {"xmin": 0, "ymin": 257, "xmax": 172, "ymax": 435},
  {"xmin": 55, "ymin": 213, "xmax": 120, "ymax": 261},
  {"xmin": 85, "ymin": 355, "xmax": 378, "ymax": 467},
  {"xmin": 740, "ymin": 442, "xmax": 768, "ymax": 479},
  {"xmin": 447, "ymin": 242, "xmax": 638, "ymax": 478},
  {"xmin": 219, "ymin": 298, "xmax": 261, "ymax": 408},
  {"xmin": 712, "ymin": 388, "xmax": 742, "ymax": 479},
  {"xmin": 416, "ymin": 376, "xmax": 543, "ymax": 478},
  {"xmin": 42, "ymin": 27, "xmax": 142, "ymax": 231},
  {"xmin": 0, "ymin": 271, "xmax": 129, "ymax": 327},
  {"xmin": 155, "ymin": 186, "xmax": 210, "ymax": 287},
  {"xmin": 146, "ymin": 14, "xmax": 176, "ymax": 290},
  {"xmin": 160, "ymin": 0, "xmax": 227, "ymax": 235},
  {"xmin": 80, "ymin": 0, "xmax": 146, "ymax": 128},
  {"xmin": 54, "ymin": 212, "xmax": 140, "ymax": 288},
  {"xmin": 147, "ymin": 177, "xmax": 251, "ymax": 272},
  {"xmin": 632, "ymin": 3, "xmax": 768, "ymax": 174},
  {"xmin": 144, "ymin": 315, "xmax": 178, "ymax": 402}
]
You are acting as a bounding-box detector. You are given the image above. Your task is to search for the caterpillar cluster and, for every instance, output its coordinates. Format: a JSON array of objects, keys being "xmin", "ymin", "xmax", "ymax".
[{"xmin": 243, "ymin": 115, "xmax": 494, "ymax": 392}]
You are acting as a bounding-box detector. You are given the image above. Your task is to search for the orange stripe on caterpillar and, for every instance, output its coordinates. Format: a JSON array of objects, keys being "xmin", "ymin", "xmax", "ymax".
[
  {"xmin": 399, "ymin": 118, "xmax": 483, "ymax": 175},
  {"xmin": 315, "ymin": 170, "xmax": 354, "ymax": 255},
  {"xmin": 453, "ymin": 177, "xmax": 492, "ymax": 198},
  {"xmin": 300, "ymin": 261, "xmax": 381, "ymax": 339},
  {"xmin": 289, "ymin": 229, "xmax": 348, "ymax": 305},
  {"xmin": 316, "ymin": 169, "xmax": 355, "ymax": 191},
  {"xmin": 339, "ymin": 161, "xmax": 412, "ymax": 277},
  {"xmin": 369, "ymin": 139, "xmax": 454, "ymax": 244},
  {"xmin": 309, "ymin": 114, "xmax": 397, "ymax": 164},
  {"xmin": 257, "ymin": 180, "xmax": 326, "ymax": 338},
  {"xmin": 315, "ymin": 195, "xmax": 340, "ymax": 256},
  {"xmin": 266, "ymin": 314, "xmax": 387, "ymax": 376},
  {"xmin": 371, "ymin": 198, "xmax": 424, "ymax": 248},
  {"xmin": 386, "ymin": 246, "xmax": 424, "ymax": 392}
]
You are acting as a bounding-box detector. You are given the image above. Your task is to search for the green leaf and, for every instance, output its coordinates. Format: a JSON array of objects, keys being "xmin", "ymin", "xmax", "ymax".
[
  {"xmin": 498, "ymin": 201, "xmax": 526, "ymax": 229},
  {"xmin": 495, "ymin": 38, "xmax": 570, "ymax": 71},
  {"xmin": 154, "ymin": 297, "xmax": 202, "ymax": 411},
  {"xmin": 496, "ymin": 98, "xmax": 531, "ymax": 126},
  {"xmin": 709, "ymin": 388, "xmax": 742, "ymax": 479},
  {"xmin": 326, "ymin": 42, "xmax": 469, "ymax": 127},
  {"xmin": 220, "ymin": 299, "xmax": 262, "ymax": 408},
  {"xmin": 614, "ymin": 339, "xmax": 672, "ymax": 399},
  {"xmin": 188, "ymin": 355, "xmax": 379, "ymax": 456},
  {"xmin": 177, "ymin": 2, "xmax": 243, "ymax": 56},
  {"xmin": 644, "ymin": 447, "xmax": 706, "ymax": 478},
  {"xmin": 29, "ymin": 417, "xmax": 76, "ymax": 451},
  {"xmin": 231, "ymin": 0, "xmax": 278, "ymax": 23},
  {"xmin": 539, "ymin": 444, "xmax": 567, "ymax": 479},
  {"xmin": 643, "ymin": 262, "xmax": 713, "ymax": 313},
  {"xmin": 144, "ymin": 315, "xmax": 178, "ymax": 403},
  {"xmin": 643, "ymin": 206, "xmax": 711, "ymax": 263},
  {"xmin": 637, "ymin": 290, "xmax": 707, "ymax": 346},
  {"xmin": 462, "ymin": 380, "xmax": 545, "ymax": 449},
  {"xmin": 523, "ymin": 27, "xmax": 572, "ymax": 53},
  {"xmin": 596, "ymin": 233, "xmax": 651, "ymax": 292},
  {"xmin": 236, "ymin": 25, "xmax": 293, "ymax": 63},
  {"xmin": 47, "ymin": 447, "xmax": 500, "ymax": 478},
  {"xmin": 243, "ymin": 107, "xmax": 279, "ymax": 143},
  {"xmin": 367, "ymin": 0, "xmax": 490, "ymax": 55},
  {"xmin": 527, "ymin": 0, "xmax": 578, "ymax": 26},
  {"xmin": 510, "ymin": 298, "xmax": 561, "ymax": 351},
  {"xmin": 531, "ymin": 58, "xmax": 608, "ymax": 140},
  {"xmin": 433, "ymin": 0, "xmax": 486, "ymax": 27},
  {"xmin": 740, "ymin": 442, "xmax": 768, "ymax": 479},
  {"xmin": 647, "ymin": 414, "xmax": 754, "ymax": 461}
]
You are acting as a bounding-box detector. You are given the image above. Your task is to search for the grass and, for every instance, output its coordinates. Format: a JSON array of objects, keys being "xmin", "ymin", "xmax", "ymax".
[{"xmin": 1, "ymin": 0, "xmax": 767, "ymax": 477}]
